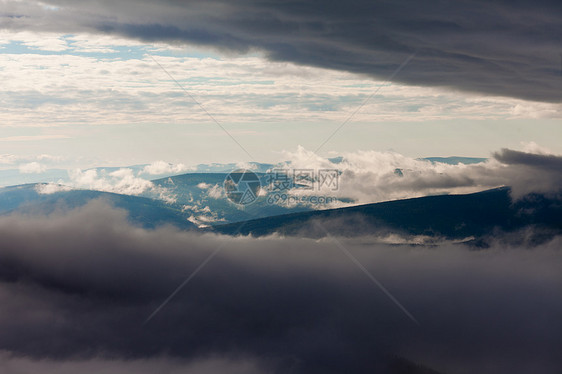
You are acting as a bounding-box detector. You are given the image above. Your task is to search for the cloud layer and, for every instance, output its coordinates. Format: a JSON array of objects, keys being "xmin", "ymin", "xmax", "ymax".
[
  {"xmin": 2, "ymin": 40, "xmax": 558, "ymax": 129},
  {"xmin": 280, "ymin": 145, "xmax": 562, "ymax": 206},
  {"xmin": 0, "ymin": 201, "xmax": 560, "ymax": 373},
  {"xmin": 2, "ymin": 0, "xmax": 561, "ymax": 102}
]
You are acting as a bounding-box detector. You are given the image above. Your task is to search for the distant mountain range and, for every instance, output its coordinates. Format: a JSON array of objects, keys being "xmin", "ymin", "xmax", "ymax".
[
  {"xmin": 419, "ymin": 156, "xmax": 487, "ymax": 165},
  {"xmin": 4, "ymin": 154, "xmax": 556, "ymax": 247},
  {"xmin": 149, "ymin": 173, "xmax": 315, "ymax": 225},
  {"xmin": 211, "ymin": 187, "xmax": 562, "ymax": 245},
  {"xmin": 1, "ymin": 183, "xmax": 559, "ymax": 245},
  {"xmin": 0, "ymin": 184, "xmax": 195, "ymax": 230},
  {"xmin": 187, "ymin": 162, "xmax": 275, "ymax": 173},
  {"xmin": 0, "ymin": 165, "xmax": 148, "ymax": 188},
  {"xmin": 0, "ymin": 163, "xmax": 276, "ymax": 187},
  {"xmin": 0, "ymin": 168, "xmax": 71, "ymax": 187},
  {"xmin": 0, "ymin": 156, "xmax": 488, "ymax": 187}
]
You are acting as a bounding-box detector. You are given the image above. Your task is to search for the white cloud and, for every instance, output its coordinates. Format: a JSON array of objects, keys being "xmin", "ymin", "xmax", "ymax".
[
  {"xmin": 0, "ymin": 29, "xmax": 559, "ymax": 129},
  {"xmin": 235, "ymin": 161, "xmax": 258, "ymax": 170},
  {"xmin": 66, "ymin": 33, "xmax": 148, "ymax": 53},
  {"xmin": 196, "ymin": 183, "xmax": 223, "ymax": 199},
  {"xmin": 520, "ymin": 141, "xmax": 552, "ymax": 155},
  {"xmin": 0, "ymin": 154, "xmax": 18, "ymax": 165},
  {"xmin": 280, "ymin": 145, "xmax": 561, "ymax": 204},
  {"xmin": 35, "ymin": 183, "xmax": 72, "ymax": 194},
  {"xmin": 142, "ymin": 161, "xmax": 189, "ymax": 175},
  {"xmin": 72, "ymin": 168, "xmax": 150, "ymax": 195},
  {"xmin": 68, "ymin": 168, "xmax": 176, "ymax": 202},
  {"xmin": 0, "ymin": 31, "xmax": 69, "ymax": 51},
  {"xmin": 207, "ymin": 184, "xmax": 223, "ymax": 199},
  {"xmin": 108, "ymin": 169, "xmax": 154, "ymax": 195},
  {"xmin": 0, "ymin": 154, "xmax": 66, "ymax": 169},
  {"xmin": 186, "ymin": 207, "xmax": 226, "ymax": 227},
  {"xmin": 511, "ymin": 102, "xmax": 562, "ymax": 119},
  {"xmin": 19, "ymin": 162, "xmax": 46, "ymax": 174}
]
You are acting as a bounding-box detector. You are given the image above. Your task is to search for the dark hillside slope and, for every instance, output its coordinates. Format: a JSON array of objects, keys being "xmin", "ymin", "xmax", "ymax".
[{"xmin": 212, "ymin": 188, "xmax": 562, "ymax": 241}]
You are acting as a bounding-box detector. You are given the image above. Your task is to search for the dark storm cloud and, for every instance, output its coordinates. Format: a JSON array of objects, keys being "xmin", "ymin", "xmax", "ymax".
[
  {"xmin": 0, "ymin": 354, "xmax": 262, "ymax": 374},
  {"xmin": 0, "ymin": 201, "xmax": 561, "ymax": 373},
  {"xmin": 492, "ymin": 148, "xmax": 562, "ymax": 197},
  {"xmin": 494, "ymin": 148, "xmax": 562, "ymax": 170},
  {"xmin": 3, "ymin": 0, "xmax": 562, "ymax": 102}
]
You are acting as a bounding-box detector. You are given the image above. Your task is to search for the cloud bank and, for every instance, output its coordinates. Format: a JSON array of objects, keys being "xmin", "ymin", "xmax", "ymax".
[
  {"xmin": 18, "ymin": 162, "xmax": 47, "ymax": 174},
  {"xmin": 68, "ymin": 167, "xmax": 177, "ymax": 202},
  {"xmin": 281, "ymin": 145, "xmax": 562, "ymax": 205},
  {"xmin": 141, "ymin": 161, "xmax": 190, "ymax": 176},
  {"xmin": 0, "ymin": 201, "xmax": 560, "ymax": 373},
  {"xmin": 2, "ymin": 0, "xmax": 561, "ymax": 102}
]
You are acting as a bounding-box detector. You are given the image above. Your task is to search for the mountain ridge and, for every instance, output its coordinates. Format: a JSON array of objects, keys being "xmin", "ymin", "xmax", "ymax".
[{"xmin": 210, "ymin": 187, "xmax": 562, "ymax": 243}]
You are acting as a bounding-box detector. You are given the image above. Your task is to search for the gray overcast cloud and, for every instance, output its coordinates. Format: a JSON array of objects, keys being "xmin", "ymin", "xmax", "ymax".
[
  {"xmin": 2, "ymin": 0, "xmax": 561, "ymax": 102},
  {"xmin": 0, "ymin": 201, "xmax": 561, "ymax": 373}
]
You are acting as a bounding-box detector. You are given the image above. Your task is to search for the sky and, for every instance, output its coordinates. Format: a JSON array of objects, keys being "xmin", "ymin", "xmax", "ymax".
[{"xmin": 0, "ymin": 0, "xmax": 561, "ymax": 171}]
